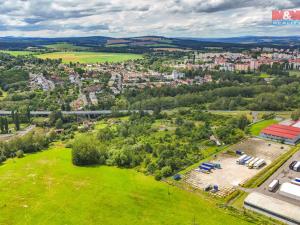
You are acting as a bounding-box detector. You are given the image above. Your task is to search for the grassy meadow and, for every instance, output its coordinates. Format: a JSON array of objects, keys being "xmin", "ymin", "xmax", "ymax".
[
  {"xmin": 0, "ymin": 87, "xmax": 8, "ymax": 100},
  {"xmin": 0, "ymin": 144, "xmax": 254, "ymax": 225},
  {"xmin": 37, "ymin": 51, "xmax": 143, "ymax": 64},
  {"xmin": 0, "ymin": 50, "xmax": 36, "ymax": 56},
  {"xmin": 250, "ymin": 119, "xmax": 278, "ymax": 136},
  {"xmin": 45, "ymin": 43, "xmax": 90, "ymax": 51}
]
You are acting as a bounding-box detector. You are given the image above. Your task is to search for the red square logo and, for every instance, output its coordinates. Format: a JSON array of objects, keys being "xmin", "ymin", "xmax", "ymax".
[{"xmin": 272, "ymin": 10, "xmax": 300, "ymax": 21}]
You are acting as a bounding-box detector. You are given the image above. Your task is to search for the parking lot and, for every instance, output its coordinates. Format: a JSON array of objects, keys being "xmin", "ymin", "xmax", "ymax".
[
  {"xmin": 230, "ymin": 138, "xmax": 289, "ymax": 164},
  {"xmin": 256, "ymin": 149, "xmax": 300, "ymax": 207},
  {"xmin": 185, "ymin": 138, "xmax": 290, "ymax": 194}
]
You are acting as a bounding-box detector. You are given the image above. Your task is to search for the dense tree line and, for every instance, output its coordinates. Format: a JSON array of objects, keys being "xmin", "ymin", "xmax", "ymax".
[
  {"xmin": 126, "ymin": 80, "xmax": 300, "ymax": 111},
  {"xmin": 71, "ymin": 111, "xmax": 249, "ymax": 179}
]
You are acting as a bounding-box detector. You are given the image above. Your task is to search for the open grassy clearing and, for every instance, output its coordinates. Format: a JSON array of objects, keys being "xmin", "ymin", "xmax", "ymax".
[
  {"xmin": 0, "ymin": 87, "xmax": 8, "ymax": 100},
  {"xmin": 45, "ymin": 43, "xmax": 90, "ymax": 51},
  {"xmin": 289, "ymin": 70, "xmax": 300, "ymax": 77},
  {"xmin": 0, "ymin": 50, "xmax": 36, "ymax": 56},
  {"xmin": 0, "ymin": 144, "xmax": 254, "ymax": 225},
  {"xmin": 249, "ymin": 119, "xmax": 278, "ymax": 136},
  {"xmin": 105, "ymin": 44, "xmax": 129, "ymax": 48},
  {"xmin": 259, "ymin": 73, "xmax": 270, "ymax": 78},
  {"xmin": 230, "ymin": 191, "xmax": 248, "ymax": 209},
  {"xmin": 37, "ymin": 51, "xmax": 143, "ymax": 64}
]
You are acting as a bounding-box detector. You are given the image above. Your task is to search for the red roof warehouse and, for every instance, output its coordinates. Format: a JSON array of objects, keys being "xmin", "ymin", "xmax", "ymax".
[{"xmin": 260, "ymin": 124, "xmax": 300, "ymax": 145}]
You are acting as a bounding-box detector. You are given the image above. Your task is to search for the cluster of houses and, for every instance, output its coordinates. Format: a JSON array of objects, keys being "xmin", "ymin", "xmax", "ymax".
[
  {"xmin": 174, "ymin": 48, "xmax": 300, "ymax": 72},
  {"xmin": 31, "ymin": 47, "xmax": 300, "ymax": 110},
  {"xmin": 29, "ymin": 73, "xmax": 55, "ymax": 91}
]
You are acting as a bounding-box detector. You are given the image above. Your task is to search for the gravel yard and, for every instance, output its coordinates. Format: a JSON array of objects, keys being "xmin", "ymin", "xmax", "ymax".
[{"xmin": 185, "ymin": 138, "xmax": 290, "ymax": 194}]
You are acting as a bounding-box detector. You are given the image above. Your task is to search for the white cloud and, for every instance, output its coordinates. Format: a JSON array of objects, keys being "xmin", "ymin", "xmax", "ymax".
[{"xmin": 0, "ymin": 0, "xmax": 299, "ymax": 37}]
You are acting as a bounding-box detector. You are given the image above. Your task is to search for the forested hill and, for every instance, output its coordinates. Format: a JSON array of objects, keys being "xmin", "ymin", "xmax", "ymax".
[{"xmin": 1, "ymin": 35, "xmax": 298, "ymax": 52}]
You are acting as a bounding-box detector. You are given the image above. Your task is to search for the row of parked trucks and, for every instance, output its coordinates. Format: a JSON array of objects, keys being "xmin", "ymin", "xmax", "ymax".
[
  {"xmin": 198, "ymin": 162, "xmax": 221, "ymax": 173},
  {"xmin": 236, "ymin": 154, "xmax": 266, "ymax": 169}
]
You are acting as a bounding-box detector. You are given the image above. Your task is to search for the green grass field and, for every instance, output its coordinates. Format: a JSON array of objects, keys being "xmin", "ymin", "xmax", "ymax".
[
  {"xmin": 250, "ymin": 119, "xmax": 278, "ymax": 136},
  {"xmin": 0, "ymin": 50, "xmax": 36, "ymax": 56},
  {"xmin": 0, "ymin": 87, "xmax": 8, "ymax": 100},
  {"xmin": 259, "ymin": 73, "xmax": 270, "ymax": 78},
  {"xmin": 0, "ymin": 144, "xmax": 253, "ymax": 225},
  {"xmin": 289, "ymin": 70, "xmax": 300, "ymax": 77},
  {"xmin": 45, "ymin": 43, "xmax": 90, "ymax": 51},
  {"xmin": 37, "ymin": 51, "xmax": 143, "ymax": 64}
]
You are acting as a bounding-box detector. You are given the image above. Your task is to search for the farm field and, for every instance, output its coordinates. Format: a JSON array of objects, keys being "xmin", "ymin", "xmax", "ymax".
[
  {"xmin": 0, "ymin": 144, "xmax": 254, "ymax": 225},
  {"xmin": 0, "ymin": 50, "xmax": 36, "ymax": 56},
  {"xmin": 45, "ymin": 42, "xmax": 90, "ymax": 51},
  {"xmin": 37, "ymin": 51, "xmax": 143, "ymax": 63},
  {"xmin": 250, "ymin": 119, "xmax": 278, "ymax": 136}
]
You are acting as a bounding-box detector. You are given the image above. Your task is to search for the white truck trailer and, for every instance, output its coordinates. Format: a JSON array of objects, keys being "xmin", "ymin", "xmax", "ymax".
[
  {"xmin": 268, "ymin": 179, "xmax": 279, "ymax": 192},
  {"xmin": 254, "ymin": 159, "xmax": 266, "ymax": 169},
  {"xmin": 236, "ymin": 154, "xmax": 247, "ymax": 164},
  {"xmin": 248, "ymin": 158, "xmax": 260, "ymax": 168}
]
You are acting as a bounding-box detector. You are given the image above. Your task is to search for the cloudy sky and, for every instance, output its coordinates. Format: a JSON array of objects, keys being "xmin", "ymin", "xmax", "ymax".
[{"xmin": 0, "ymin": 0, "xmax": 300, "ymax": 38}]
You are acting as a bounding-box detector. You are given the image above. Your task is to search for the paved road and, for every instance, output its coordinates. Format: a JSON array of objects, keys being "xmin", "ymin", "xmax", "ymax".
[
  {"xmin": 0, "ymin": 125, "xmax": 36, "ymax": 141},
  {"xmin": 254, "ymin": 148, "xmax": 300, "ymax": 206},
  {"xmin": 0, "ymin": 110, "xmax": 153, "ymax": 116}
]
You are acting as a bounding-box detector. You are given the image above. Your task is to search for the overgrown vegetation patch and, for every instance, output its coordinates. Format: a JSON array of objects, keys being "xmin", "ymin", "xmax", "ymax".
[{"xmin": 71, "ymin": 110, "xmax": 250, "ymax": 180}]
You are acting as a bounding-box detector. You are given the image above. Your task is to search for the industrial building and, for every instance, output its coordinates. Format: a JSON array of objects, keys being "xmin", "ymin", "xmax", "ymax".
[
  {"xmin": 279, "ymin": 182, "xmax": 300, "ymax": 201},
  {"xmin": 244, "ymin": 192, "xmax": 300, "ymax": 225},
  {"xmin": 260, "ymin": 124, "xmax": 300, "ymax": 145}
]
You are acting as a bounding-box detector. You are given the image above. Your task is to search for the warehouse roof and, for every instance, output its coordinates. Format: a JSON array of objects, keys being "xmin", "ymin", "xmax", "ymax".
[
  {"xmin": 244, "ymin": 192, "xmax": 300, "ymax": 224},
  {"xmin": 261, "ymin": 124, "xmax": 300, "ymax": 139},
  {"xmin": 292, "ymin": 120, "xmax": 300, "ymax": 128},
  {"xmin": 279, "ymin": 182, "xmax": 300, "ymax": 201}
]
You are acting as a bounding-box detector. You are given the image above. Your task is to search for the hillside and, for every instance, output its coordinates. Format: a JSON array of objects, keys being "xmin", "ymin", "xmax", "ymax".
[
  {"xmin": 0, "ymin": 36, "xmax": 252, "ymax": 52},
  {"xmin": 0, "ymin": 144, "xmax": 254, "ymax": 225}
]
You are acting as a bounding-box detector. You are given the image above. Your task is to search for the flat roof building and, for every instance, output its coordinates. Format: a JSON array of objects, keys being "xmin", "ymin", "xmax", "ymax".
[
  {"xmin": 244, "ymin": 192, "xmax": 300, "ymax": 225},
  {"xmin": 279, "ymin": 182, "xmax": 300, "ymax": 201},
  {"xmin": 260, "ymin": 124, "xmax": 300, "ymax": 145}
]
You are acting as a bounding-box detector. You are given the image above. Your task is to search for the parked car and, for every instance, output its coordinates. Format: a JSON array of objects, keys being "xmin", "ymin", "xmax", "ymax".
[
  {"xmin": 293, "ymin": 161, "xmax": 300, "ymax": 172},
  {"xmin": 289, "ymin": 161, "xmax": 297, "ymax": 170}
]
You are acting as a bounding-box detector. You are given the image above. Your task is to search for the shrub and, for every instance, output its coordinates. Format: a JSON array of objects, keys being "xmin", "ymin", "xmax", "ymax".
[
  {"xmin": 0, "ymin": 155, "xmax": 6, "ymax": 163},
  {"xmin": 154, "ymin": 170, "xmax": 162, "ymax": 181},
  {"xmin": 72, "ymin": 135, "xmax": 106, "ymax": 166},
  {"xmin": 16, "ymin": 150, "xmax": 24, "ymax": 158},
  {"xmin": 161, "ymin": 166, "xmax": 173, "ymax": 177}
]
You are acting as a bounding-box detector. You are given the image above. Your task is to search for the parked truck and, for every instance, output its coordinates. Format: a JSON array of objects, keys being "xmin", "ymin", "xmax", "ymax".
[
  {"xmin": 248, "ymin": 158, "xmax": 260, "ymax": 168},
  {"xmin": 293, "ymin": 161, "xmax": 300, "ymax": 172},
  {"xmin": 244, "ymin": 157, "xmax": 254, "ymax": 166},
  {"xmin": 268, "ymin": 179, "xmax": 279, "ymax": 192},
  {"xmin": 199, "ymin": 165, "xmax": 212, "ymax": 172},
  {"xmin": 236, "ymin": 150, "xmax": 244, "ymax": 155},
  {"xmin": 241, "ymin": 156, "xmax": 252, "ymax": 165},
  {"xmin": 254, "ymin": 159, "xmax": 266, "ymax": 169},
  {"xmin": 291, "ymin": 178, "xmax": 300, "ymax": 186},
  {"xmin": 236, "ymin": 155, "xmax": 248, "ymax": 164},
  {"xmin": 202, "ymin": 163, "xmax": 215, "ymax": 169}
]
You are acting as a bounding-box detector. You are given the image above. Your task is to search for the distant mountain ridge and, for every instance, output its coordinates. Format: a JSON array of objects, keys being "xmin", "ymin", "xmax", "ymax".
[
  {"xmin": 180, "ymin": 36, "xmax": 300, "ymax": 45},
  {"xmin": 1, "ymin": 35, "xmax": 300, "ymax": 51}
]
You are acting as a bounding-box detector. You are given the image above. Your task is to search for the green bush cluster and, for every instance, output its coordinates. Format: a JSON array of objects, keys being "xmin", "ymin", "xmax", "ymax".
[{"xmin": 0, "ymin": 130, "xmax": 55, "ymax": 163}]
